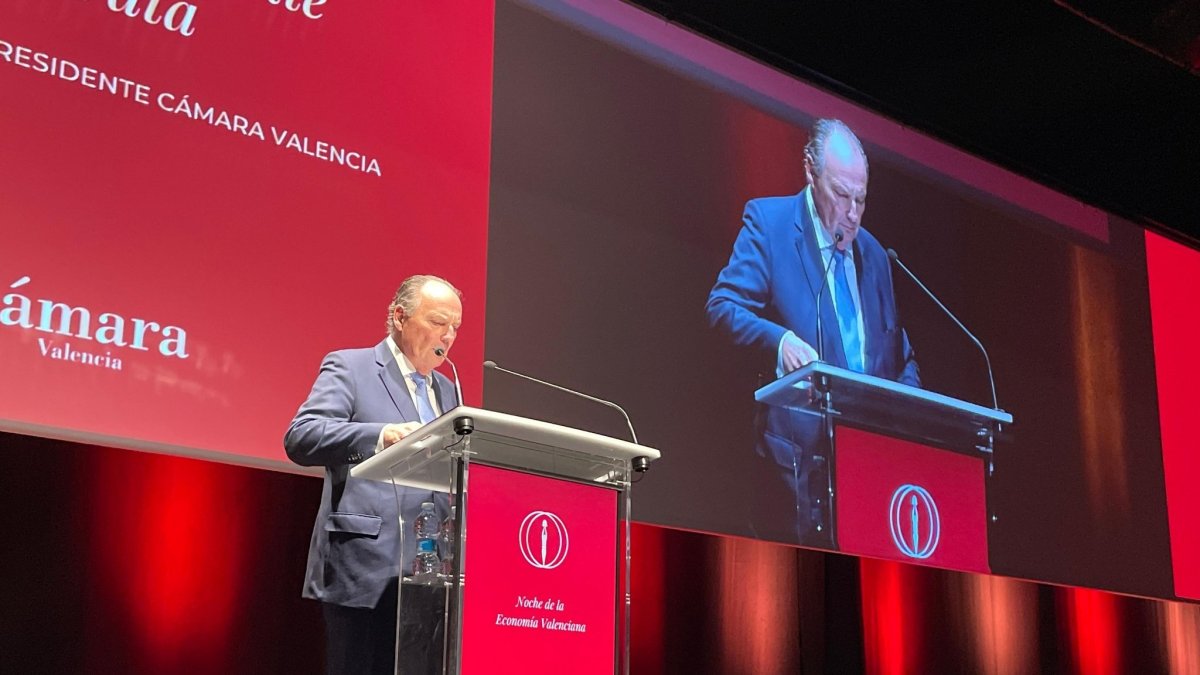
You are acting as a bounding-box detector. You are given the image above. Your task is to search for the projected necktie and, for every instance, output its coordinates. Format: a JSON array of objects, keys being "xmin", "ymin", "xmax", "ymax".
[
  {"xmin": 833, "ymin": 249, "xmax": 864, "ymax": 372},
  {"xmin": 409, "ymin": 372, "xmax": 437, "ymax": 424}
]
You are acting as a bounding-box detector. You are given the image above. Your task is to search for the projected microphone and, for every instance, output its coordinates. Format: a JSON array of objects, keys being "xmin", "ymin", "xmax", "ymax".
[
  {"xmin": 886, "ymin": 248, "xmax": 999, "ymax": 411},
  {"xmin": 433, "ymin": 347, "xmax": 464, "ymax": 409},
  {"xmin": 811, "ymin": 231, "xmax": 844, "ymax": 364},
  {"xmin": 483, "ymin": 360, "xmax": 638, "ymax": 444}
]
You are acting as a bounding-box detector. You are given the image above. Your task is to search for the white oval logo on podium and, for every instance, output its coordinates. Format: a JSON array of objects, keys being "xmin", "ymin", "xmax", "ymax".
[
  {"xmin": 519, "ymin": 511, "xmax": 569, "ymax": 569},
  {"xmin": 889, "ymin": 484, "xmax": 940, "ymax": 559}
]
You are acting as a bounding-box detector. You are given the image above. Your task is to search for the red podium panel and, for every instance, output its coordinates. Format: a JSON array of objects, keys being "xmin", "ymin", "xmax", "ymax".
[
  {"xmin": 461, "ymin": 464, "xmax": 618, "ymax": 675},
  {"xmin": 836, "ymin": 426, "xmax": 990, "ymax": 573}
]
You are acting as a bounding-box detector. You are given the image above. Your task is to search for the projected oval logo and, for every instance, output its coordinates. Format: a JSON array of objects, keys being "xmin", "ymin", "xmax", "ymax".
[
  {"xmin": 519, "ymin": 511, "xmax": 569, "ymax": 570},
  {"xmin": 889, "ymin": 484, "xmax": 940, "ymax": 559}
]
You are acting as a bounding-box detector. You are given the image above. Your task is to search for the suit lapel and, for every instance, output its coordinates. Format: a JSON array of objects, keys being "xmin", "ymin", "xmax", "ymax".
[
  {"xmin": 794, "ymin": 190, "xmax": 847, "ymax": 367},
  {"xmin": 794, "ymin": 189, "xmax": 825, "ymax": 300},
  {"xmin": 375, "ymin": 340, "xmax": 421, "ymax": 423},
  {"xmin": 431, "ymin": 373, "xmax": 458, "ymax": 414}
]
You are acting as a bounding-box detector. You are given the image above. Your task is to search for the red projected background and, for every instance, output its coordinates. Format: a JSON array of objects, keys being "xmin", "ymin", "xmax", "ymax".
[
  {"xmin": 1146, "ymin": 231, "xmax": 1200, "ymax": 601},
  {"xmin": 0, "ymin": 2, "xmax": 494, "ymax": 466}
]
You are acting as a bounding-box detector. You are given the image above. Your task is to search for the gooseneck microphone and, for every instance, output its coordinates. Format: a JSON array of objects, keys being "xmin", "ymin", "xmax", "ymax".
[
  {"xmin": 812, "ymin": 231, "xmax": 844, "ymax": 364},
  {"xmin": 433, "ymin": 347, "xmax": 464, "ymax": 409},
  {"xmin": 483, "ymin": 360, "xmax": 639, "ymax": 445},
  {"xmin": 886, "ymin": 248, "xmax": 999, "ymax": 411}
]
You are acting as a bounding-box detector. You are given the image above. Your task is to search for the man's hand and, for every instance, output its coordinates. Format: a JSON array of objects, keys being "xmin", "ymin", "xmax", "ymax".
[
  {"xmin": 780, "ymin": 333, "xmax": 819, "ymax": 373},
  {"xmin": 381, "ymin": 422, "xmax": 422, "ymax": 447}
]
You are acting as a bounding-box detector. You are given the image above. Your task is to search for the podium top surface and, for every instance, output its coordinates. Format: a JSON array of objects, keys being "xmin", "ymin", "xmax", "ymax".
[
  {"xmin": 755, "ymin": 362, "xmax": 1012, "ymax": 451},
  {"xmin": 350, "ymin": 406, "xmax": 660, "ymax": 487}
]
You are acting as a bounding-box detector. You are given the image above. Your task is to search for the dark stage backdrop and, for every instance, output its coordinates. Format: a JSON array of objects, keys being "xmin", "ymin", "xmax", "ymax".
[
  {"xmin": 483, "ymin": 0, "xmax": 1192, "ymax": 602},
  {"xmin": 4, "ymin": 434, "xmax": 1199, "ymax": 674}
]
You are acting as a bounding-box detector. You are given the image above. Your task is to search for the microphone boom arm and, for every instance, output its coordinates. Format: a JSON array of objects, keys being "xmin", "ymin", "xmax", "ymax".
[
  {"xmin": 483, "ymin": 361, "xmax": 639, "ymax": 445},
  {"xmin": 887, "ymin": 249, "xmax": 999, "ymax": 412}
]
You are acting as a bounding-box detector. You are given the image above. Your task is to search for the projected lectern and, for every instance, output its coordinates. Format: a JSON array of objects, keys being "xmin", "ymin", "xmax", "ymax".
[
  {"xmin": 351, "ymin": 406, "xmax": 660, "ymax": 675},
  {"xmin": 757, "ymin": 362, "xmax": 1012, "ymax": 572}
]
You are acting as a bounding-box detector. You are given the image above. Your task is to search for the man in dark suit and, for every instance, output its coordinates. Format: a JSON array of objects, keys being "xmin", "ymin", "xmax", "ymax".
[
  {"xmin": 286, "ymin": 274, "xmax": 462, "ymax": 675},
  {"xmin": 706, "ymin": 119, "xmax": 919, "ymax": 547}
]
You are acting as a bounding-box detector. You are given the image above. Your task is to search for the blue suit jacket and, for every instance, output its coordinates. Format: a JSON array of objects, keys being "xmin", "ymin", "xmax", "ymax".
[
  {"xmin": 707, "ymin": 189, "xmax": 919, "ymax": 386},
  {"xmin": 285, "ymin": 339, "xmax": 457, "ymax": 609}
]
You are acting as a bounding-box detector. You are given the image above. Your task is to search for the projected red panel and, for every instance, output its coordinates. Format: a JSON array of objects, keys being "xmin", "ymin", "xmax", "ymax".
[
  {"xmin": 0, "ymin": 3, "xmax": 493, "ymax": 464},
  {"xmin": 461, "ymin": 464, "xmax": 618, "ymax": 675},
  {"xmin": 1146, "ymin": 231, "xmax": 1200, "ymax": 601},
  {"xmin": 836, "ymin": 426, "xmax": 989, "ymax": 573}
]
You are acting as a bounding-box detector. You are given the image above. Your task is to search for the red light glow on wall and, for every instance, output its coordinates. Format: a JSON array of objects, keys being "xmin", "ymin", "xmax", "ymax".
[
  {"xmin": 960, "ymin": 574, "xmax": 1039, "ymax": 674},
  {"xmin": 713, "ymin": 535, "xmax": 801, "ymax": 674},
  {"xmin": 629, "ymin": 523, "xmax": 667, "ymax": 673},
  {"xmin": 1061, "ymin": 586, "xmax": 1122, "ymax": 675},
  {"xmin": 84, "ymin": 447, "xmax": 251, "ymax": 672},
  {"xmin": 860, "ymin": 558, "xmax": 926, "ymax": 675},
  {"xmin": 1158, "ymin": 600, "xmax": 1200, "ymax": 675}
]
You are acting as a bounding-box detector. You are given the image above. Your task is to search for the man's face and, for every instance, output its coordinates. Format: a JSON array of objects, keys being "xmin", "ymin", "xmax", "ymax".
[
  {"xmin": 806, "ymin": 134, "xmax": 868, "ymax": 251},
  {"xmin": 394, "ymin": 281, "xmax": 462, "ymax": 375}
]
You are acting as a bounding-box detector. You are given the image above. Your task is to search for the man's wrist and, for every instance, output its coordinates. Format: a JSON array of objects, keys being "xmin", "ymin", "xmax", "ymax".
[{"xmin": 777, "ymin": 330, "xmax": 796, "ymax": 378}]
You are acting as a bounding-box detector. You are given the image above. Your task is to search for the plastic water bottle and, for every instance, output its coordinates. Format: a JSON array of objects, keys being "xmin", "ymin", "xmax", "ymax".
[
  {"xmin": 439, "ymin": 505, "xmax": 457, "ymax": 576},
  {"xmin": 412, "ymin": 501, "xmax": 441, "ymax": 579}
]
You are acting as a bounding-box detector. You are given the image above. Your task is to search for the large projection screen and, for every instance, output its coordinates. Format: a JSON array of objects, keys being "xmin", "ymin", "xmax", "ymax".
[{"xmin": 482, "ymin": 0, "xmax": 1195, "ymax": 602}]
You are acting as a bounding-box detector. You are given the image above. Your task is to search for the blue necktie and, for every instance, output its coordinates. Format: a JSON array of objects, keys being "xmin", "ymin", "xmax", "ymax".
[
  {"xmin": 409, "ymin": 372, "xmax": 437, "ymax": 424},
  {"xmin": 833, "ymin": 249, "xmax": 864, "ymax": 372}
]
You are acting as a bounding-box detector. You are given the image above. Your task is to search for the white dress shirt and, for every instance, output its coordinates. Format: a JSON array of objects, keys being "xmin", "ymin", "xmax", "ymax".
[{"xmin": 776, "ymin": 189, "xmax": 867, "ymax": 375}]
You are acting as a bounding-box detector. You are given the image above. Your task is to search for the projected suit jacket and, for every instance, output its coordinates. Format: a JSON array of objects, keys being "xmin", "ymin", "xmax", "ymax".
[
  {"xmin": 285, "ymin": 339, "xmax": 456, "ymax": 608},
  {"xmin": 706, "ymin": 188, "xmax": 919, "ymax": 542}
]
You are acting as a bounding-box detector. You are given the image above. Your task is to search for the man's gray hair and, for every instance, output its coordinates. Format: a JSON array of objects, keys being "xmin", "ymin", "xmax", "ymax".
[
  {"xmin": 386, "ymin": 274, "xmax": 461, "ymax": 332},
  {"xmin": 804, "ymin": 118, "xmax": 868, "ymax": 177}
]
